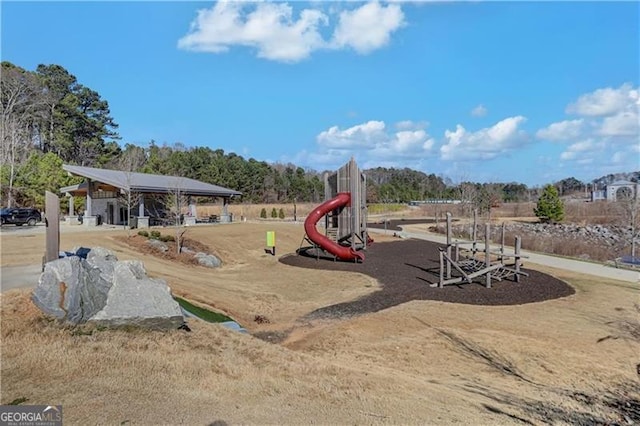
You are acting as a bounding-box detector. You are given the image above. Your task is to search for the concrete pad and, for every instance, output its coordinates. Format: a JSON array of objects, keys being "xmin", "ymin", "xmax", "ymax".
[{"xmin": 1, "ymin": 264, "xmax": 42, "ymax": 292}]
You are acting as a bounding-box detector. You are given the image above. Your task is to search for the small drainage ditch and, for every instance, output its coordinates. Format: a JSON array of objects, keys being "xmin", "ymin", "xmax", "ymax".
[{"xmin": 174, "ymin": 296, "xmax": 247, "ymax": 333}]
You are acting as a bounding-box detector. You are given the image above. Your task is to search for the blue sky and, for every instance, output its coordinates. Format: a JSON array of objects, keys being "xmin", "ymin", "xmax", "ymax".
[{"xmin": 2, "ymin": 1, "xmax": 639, "ymax": 186}]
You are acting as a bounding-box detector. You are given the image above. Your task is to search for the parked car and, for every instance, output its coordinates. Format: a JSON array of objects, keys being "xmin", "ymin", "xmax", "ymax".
[{"xmin": 0, "ymin": 207, "xmax": 42, "ymax": 226}]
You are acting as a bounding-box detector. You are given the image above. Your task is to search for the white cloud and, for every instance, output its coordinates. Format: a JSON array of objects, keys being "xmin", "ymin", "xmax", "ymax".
[
  {"xmin": 317, "ymin": 120, "xmax": 434, "ymax": 156},
  {"xmin": 395, "ymin": 120, "xmax": 428, "ymax": 131},
  {"xmin": 178, "ymin": 1, "xmax": 406, "ymax": 63},
  {"xmin": 331, "ymin": 2, "xmax": 405, "ymax": 53},
  {"xmin": 471, "ymin": 104, "xmax": 487, "ymax": 117},
  {"xmin": 536, "ymin": 119, "xmax": 584, "ymax": 141},
  {"xmin": 599, "ymin": 111, "xmax": 640, "ymax": 137},
  {"xmin": 440, "ymin": 116, "xmax": 528, "ymax": 161},
  {"xmin": 318, "ymin": 120, "xmax": 387, "ymax": 149},
  {"xmin": 537, "ymin": 83, "xmax": 639, "ymax": 168},
  {"xmin": 566, "ymin": 83, "xmax": 638, "ymax": 117},
  {"xmin": 296, "ymin": 119, "xmax": 436, "ymax": 169},
  {"xmin": 611, "ymin": 151, "xmax": 626, "ymax": 164},
  {"xmin": 177, "ymin": 1, "xmax": 328, "ymax": 62},
  {"xmin": 559, "ymin": 139, "xmax": 603, "ymax": 161}
]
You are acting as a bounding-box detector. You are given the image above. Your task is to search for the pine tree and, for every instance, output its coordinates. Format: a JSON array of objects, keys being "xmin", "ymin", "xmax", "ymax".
[{"xmin": 534, "ymin": 184, "xmax": 564, "ymax": 223}]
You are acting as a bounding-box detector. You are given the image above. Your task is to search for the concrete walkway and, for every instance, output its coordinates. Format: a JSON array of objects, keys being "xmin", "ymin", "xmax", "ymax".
[
  {"xmin": 369, "ymin": 228, "xmax": 639, "ymax": 284},
  {"xmin": 1, "ymin": 264, "xmax": 42, "ymax": 292}
]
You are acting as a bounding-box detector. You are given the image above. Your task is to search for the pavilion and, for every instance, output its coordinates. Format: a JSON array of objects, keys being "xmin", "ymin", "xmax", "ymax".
[{"xmin": 60, "ymin": 164, "xmax": 242, "ymax": 227}]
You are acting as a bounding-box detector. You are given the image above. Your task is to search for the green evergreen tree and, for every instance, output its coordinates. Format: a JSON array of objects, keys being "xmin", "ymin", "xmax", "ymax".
[
  {"xmin": 271, "ymin": 207, "xmax": 278, "ymax": 218},
  {"xmin": 534, "ymin": 184, "xmax": 564, "ymax": 223},
  {"xmin": 278, "ymin": 208, "xmax": 285, "ymax": 219},
  {"xmin": 260, "ymin": 208, "xmax": 267, "ymax": 219}
]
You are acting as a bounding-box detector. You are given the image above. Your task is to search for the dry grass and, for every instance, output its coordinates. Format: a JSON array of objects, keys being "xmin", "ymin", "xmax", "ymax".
[{"xmin": 2, "ymin": 221, "xmax": 639, "ymax": 424}]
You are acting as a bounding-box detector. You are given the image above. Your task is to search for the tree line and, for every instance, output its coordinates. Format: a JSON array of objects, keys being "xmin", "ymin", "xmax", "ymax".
[{"xmin": 1, "ymin": 61, "xmax": 636, "ymax": 211}]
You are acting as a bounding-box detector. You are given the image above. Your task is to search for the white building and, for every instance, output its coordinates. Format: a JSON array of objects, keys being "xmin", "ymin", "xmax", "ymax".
[{"xmin": 591, "ymin": 180, "xmax": 640, "ymax": 202}]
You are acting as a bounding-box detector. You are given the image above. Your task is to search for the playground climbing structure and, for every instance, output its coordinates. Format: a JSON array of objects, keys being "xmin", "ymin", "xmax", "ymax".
[
  {"xmin": 434, "ymin": 211, "xmax": 528, "ymax": 288},
  {"xmin": 303, "ymin": 158, "xmax": 372, "ymax": 262}
]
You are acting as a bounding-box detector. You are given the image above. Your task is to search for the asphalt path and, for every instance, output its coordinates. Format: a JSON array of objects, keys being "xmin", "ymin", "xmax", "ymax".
[{"xmin": 368, "ymin": 227, "xmax": 639, "ymax": 284}]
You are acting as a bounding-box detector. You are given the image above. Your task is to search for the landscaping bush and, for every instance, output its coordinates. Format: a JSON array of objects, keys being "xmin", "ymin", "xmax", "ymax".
[
  {"xmin": 271, "ymin": 208, "xmax": 278, "ymax": 218},
  {"xmin": 150, "ymin": 230, "xmax": 161, "ymax": 240},
  {"xmin": 260, "ymin": 208, "xmax": 267, "ymax": 219},
  {"xmin": 278, "ymin": 208, "xmax": 285, "ymax": 219},
  {"xmin": 160, "ymin": 234, "xmax": 175, "ymax": 242},
  {"xmin": 137, "ymin": 230, "xmax": 149, "ymax": 238}
]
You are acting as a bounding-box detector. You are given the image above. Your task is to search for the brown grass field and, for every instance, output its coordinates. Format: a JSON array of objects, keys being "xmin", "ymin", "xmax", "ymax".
[{"xmin": 1, "ymin": 220, "xmax": 639, "ymax": 425}]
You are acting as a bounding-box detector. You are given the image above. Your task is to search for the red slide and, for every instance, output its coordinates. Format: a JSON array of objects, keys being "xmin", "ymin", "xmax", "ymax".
[{"xmin": 304, "ymin": 192, "xmax": 365, "ymax": 262}]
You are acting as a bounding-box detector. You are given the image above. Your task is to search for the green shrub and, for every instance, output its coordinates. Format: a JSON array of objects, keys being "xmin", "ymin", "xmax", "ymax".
[
  {"xmin": 137, "ymin": 230, "xmax": 149, "ymax": 238},
  {"xmin": 278, "ymin": 208, "xmax": 285, "ymax": 219},
  {"xmin": 534, "ymin": 184, "xmax": 565, "ymax": 223},
  {"xmin": 160, "ymin": 234, "xmax": 175, "ymax": 242},
  {"xmin": 150, "ymin": 230, "xmax": 161, "ymax": 240},
  {"xmin": 271, "ymin": 207, "xmax": 278, "ymax": 218},
  {"xmin": 260, "ymin": 208, "xmax": 267, "ymax": 219}
]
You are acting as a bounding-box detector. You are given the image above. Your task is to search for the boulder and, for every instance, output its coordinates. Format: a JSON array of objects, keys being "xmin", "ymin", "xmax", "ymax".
[
  {"xmin": 32, "ymin": 256, "xmax": 112, "ymax": 323},
  {"xmin": 147, "ymin": 239, "xmax": 169, "ymax": 252},
  {"xmin": 32, "ymin": 247, "xmax": 183, "ymax": 329},
  {"xmin": 89, "ymin": 261, "xmax": 183, "ymax": 330},
  {"xmin": 194, "ymin": 252, "xmax": 222, "ymax": 268}
]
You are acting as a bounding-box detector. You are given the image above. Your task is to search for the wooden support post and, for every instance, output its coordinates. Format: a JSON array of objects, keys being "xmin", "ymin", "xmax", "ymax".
[
  {"xmin": 439, "ymin": 250, "xmax": 444, "ymax": 288},
  {"xmin": 515, "ymin": 236, "xmax": 522, "ymax": 283},
  {"xmin": 500, "ymin": 222, "xmax": 506, "ymax": 264},
  {"xmin": 485, "ymin": 223, "xmax": 491, "ymax": 288},
  {"xmin": 446, "ymin": 212, "xmax": 452, "ymax": 279},
  {"xmin": 472, "ymin": 209, "xmax": 478, "ymax": 256},
  {"xmin": 44, "ymin": 191, "xmax": 60, "ymax": 266}
]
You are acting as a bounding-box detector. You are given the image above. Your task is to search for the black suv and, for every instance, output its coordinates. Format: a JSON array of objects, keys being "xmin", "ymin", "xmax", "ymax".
[{"xmin": 0, "ymin": 207, "xmax": 42, "ymax": 226}]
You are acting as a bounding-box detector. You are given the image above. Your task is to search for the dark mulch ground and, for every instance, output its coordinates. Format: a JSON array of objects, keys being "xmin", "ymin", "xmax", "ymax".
[{"xmin": 280, "ymin": 238, "xmax": 575, "ymax": 321}]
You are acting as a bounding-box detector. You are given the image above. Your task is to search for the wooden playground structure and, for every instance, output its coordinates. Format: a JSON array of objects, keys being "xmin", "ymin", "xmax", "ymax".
[
  {"xmin": 322, "ymin": 158, "xmax": 369, "ymax": 251},
  {"xmin": 434, "ymin": 211, "xmax": 528, "ymax": 288},
  {"xmin": 301, "ymin": 158, "xmax": 371, "ymax": 262}
]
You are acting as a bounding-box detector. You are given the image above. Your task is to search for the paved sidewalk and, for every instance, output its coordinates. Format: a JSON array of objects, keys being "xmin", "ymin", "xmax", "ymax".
[
  {"xmin": 1, "ymin": 264, "xmax": 42, "ymax": 292},
  {"xmin": 369, "ymin": 228, "xmax": 639, "ymax": 284}
]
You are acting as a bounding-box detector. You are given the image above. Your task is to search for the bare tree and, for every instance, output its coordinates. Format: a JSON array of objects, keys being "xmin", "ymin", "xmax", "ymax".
[
  {"xmin": 1, "ymin": 65, "xmax": 42, "ymax": 207},
  {"xmin": 615, "ymin": 189, "xmax": 640, "ymax": 258},
  {"xmin": 117, "ymin": 146, "xmax": 145, "ymax": 236},
  {"xmin": 167, "ymin": 177, "xmax": 189, "ymax": 254}
]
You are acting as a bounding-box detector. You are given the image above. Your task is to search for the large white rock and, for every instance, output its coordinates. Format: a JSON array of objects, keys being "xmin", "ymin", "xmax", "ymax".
[
  {"xmin": 89, "ymin": 261, "xmax": 183, "ymax": 329},
  {"xmin": 32, "ymin": 256, "xmax": 111, "ymax": 323},
  {"xmin": 32, "ymin": 248, "xmax": 183, "ymax": 329}
]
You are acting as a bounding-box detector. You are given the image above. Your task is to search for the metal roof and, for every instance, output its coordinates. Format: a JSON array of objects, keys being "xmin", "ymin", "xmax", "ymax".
[{"xmin": 61, "ymin": 165, "xmax": 242, "ymax": 197}]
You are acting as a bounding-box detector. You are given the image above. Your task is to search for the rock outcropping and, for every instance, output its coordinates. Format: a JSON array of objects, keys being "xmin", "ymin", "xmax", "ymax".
[{"xmin": 32, "ymin": 247, "xmax": 183, "ymax": 329}]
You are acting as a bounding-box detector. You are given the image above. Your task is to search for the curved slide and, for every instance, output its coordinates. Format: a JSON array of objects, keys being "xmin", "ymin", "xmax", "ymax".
[{"xmin": 304, "ymin": 192, "xmax": 365, "ymax": 262}]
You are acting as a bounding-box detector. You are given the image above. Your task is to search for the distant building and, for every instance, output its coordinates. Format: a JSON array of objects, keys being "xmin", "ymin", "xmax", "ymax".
[
  {"xmin": 60, "ymin": 165, "xmax": 242, "ymax": 227},
  {"xmin": 591, "ymin": 180, "xmax": 639, "ymax": 202}
]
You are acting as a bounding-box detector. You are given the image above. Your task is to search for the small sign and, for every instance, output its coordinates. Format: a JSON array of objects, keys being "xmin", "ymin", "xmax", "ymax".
[
  {"xmin": 266, "ymin": 231, "xmax": 276, "ymax": 256},
  {"xmin": 266, "ymin": 231, "xmax": 275, "ymax": 247},
  {"xmin": 0, "ymin": 405, "xmax": 62, "ymax": 426}
]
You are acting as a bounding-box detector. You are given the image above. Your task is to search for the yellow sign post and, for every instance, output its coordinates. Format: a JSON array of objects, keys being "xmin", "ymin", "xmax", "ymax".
[{"xmin": 266, "ymin": 231, "xmax": 276, "ymax": 256}]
